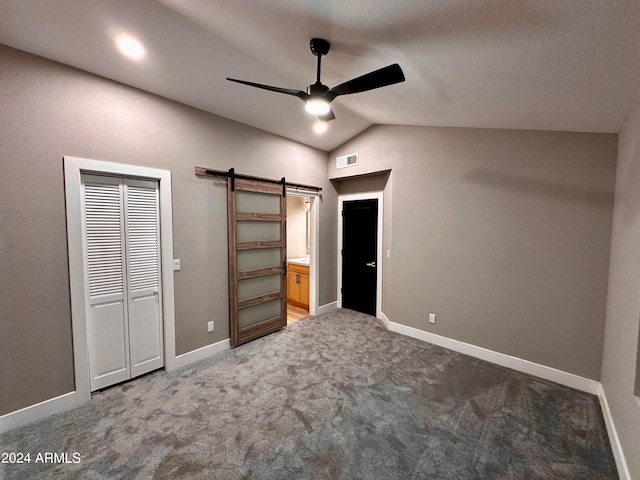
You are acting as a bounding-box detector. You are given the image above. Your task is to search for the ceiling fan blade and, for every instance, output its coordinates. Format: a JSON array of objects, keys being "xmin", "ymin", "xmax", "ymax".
[
  {"xmin": 324, "ymin": 64, "xmax": 405, "ymax": 102},
  {"xmin": 226, "ymin": 78, "xmax": 309, "ymax": 102},
  {"xmin": 317, "ymin": 108, "xmax": 336, "ymax": 122}
]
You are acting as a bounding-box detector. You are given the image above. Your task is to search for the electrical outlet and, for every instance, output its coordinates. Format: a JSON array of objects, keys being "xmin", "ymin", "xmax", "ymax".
[
  {"xmin": 429, "ymin": 313, "xmax": 436, "ymax": 324},
  {"xmin": 207, "ymin": 321, "xmax": 214, "ymax": 332}
]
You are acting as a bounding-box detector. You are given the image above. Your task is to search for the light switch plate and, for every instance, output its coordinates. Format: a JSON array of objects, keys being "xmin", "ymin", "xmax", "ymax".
[
  {"xmin": 429, "ymin": 313, "xmax": 436, "ymax": 324},
  {"xmin": 173, "ymin": 259, "xmax": 181, "ymax": 271}
]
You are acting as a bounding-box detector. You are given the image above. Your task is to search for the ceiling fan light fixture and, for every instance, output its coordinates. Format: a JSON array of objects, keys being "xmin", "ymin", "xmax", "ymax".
[{"xmin": 305, "ymin": 98, "xmax": 331, "ymax": 115}]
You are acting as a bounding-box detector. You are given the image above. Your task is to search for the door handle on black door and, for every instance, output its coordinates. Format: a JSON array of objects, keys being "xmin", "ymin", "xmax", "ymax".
[{"xmin": 365, "ymin": 261, "xmax": 376, "ymax": 268}]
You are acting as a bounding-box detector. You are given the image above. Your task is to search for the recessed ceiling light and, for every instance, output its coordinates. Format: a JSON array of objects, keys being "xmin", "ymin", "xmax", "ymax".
[
  {"xmin": 116, "ymin": 36, "xmax": 145, "ymax": 60},
  {"xmin": 313, "ymin": 121, "xmax": 328, "ymax": 134}
]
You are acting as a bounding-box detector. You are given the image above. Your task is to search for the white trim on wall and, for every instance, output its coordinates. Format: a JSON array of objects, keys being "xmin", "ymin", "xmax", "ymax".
[
  {"xmin": 316, "ymin": 301, "xmax": 339, "ymax": 315},
  {"xmin": 379, "ymin": 311, "xmax": 391, "ymax": 329},
  {"xmin": 337, "ymin": 191, "xmax": 384, "ymax": 319},
  {"xmin": 383, "ymin": 312, "xmax": 600, "ymax": 395},
  {"xmin": 63, "ymin": 156, "xmax": 177, "ymax": 405},
  {"xmin": 173, "ymin": 339, "xmax": 231, "ymax": 369},
  {"xmin": 598, "ymin": 385, "xmax": 632, "ymax": 480},
  {"xmin": 382, "ymin": 312, "xmax": 632, "ymax": 476},
  {"xmin": 0, "ymin": 392, "xmax": 78, "ymax": 434}
]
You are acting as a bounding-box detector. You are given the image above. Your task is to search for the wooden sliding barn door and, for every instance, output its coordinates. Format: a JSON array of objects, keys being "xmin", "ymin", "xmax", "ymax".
[{"xmin": 228, "ymin": 174, "xmax": 287, "ymax": 347}]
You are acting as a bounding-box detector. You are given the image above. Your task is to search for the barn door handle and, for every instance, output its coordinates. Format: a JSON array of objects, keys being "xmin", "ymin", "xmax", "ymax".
[{"xmin": 366, "ymin": 261, "xmax": 376, "ymax": 268}]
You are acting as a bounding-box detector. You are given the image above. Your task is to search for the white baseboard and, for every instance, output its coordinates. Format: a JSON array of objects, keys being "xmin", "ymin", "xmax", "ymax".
[
  {"xmin": 316, "ymin": 301, "xmax": 339, "ymax": 315},
  {"xmin": 598, "ymin": 385, "xmax": 631, "ymax": 480},
  {"xmin": 0, "ymin": 391, "xmax": 79, "ymax": 435},
  {"xmin": 2, "ymin": 313, "xmax": 629, "ymax": 480},
  {"xmin": 386, "ymin": 318, "xmax": 600, "ymax": 395},
  {"xmin": 386, "ymin": 316, "xmax": 629, "ymax": 478},
  {"xmin": 173, "ymin": 338, "xmax": 230, "ymax": 369},
  {"xmin": 0, "ymin": 340, "xmax": 232, "ymax": 435},
  {"xmin": 379, "ymin": 311, "xmax": 391, "ymax": 328}
]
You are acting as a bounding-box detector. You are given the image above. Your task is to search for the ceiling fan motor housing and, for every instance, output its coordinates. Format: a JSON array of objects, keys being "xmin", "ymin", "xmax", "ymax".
[
  {"xmin": 310, "ymin": 38, "xmax": 330, "ymax": 57},
  {"xmin": 308, "ymin": 82, "xmax": 329, "ymax": 96}
]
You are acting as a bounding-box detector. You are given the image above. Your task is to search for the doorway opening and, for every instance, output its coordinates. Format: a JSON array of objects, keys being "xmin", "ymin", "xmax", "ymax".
[
  {"xmin": 286, "ymin": 191, "xmax": 320, "ymax": 324},
  {"xmin": 338, "ymin": 192, "xmax": 383, "ymax": 318}
]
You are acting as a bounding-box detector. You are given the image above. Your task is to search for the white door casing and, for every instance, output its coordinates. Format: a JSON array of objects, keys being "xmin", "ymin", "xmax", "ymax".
[{"xmin": 65, "ymin": 156, "xmax": 176, "ymax": 403}]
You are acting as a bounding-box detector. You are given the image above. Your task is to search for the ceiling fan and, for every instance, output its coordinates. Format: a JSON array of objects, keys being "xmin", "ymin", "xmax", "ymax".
[{"xmin": 226, "ymin": 38, "xmax": 405, "ymax": 122}]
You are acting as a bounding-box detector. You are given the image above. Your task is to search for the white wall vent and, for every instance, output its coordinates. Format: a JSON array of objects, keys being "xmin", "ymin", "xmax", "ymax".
[{"xmin": 336, "ymin": 153, "xmax": 359, "ymax": 169}]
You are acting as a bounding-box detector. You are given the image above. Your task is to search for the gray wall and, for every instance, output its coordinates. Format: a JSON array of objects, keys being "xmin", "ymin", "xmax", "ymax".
[
  {"xmin": 330, "ymin": 125, "xmax": 617, "ymax": 380},
  {"xmin": 601, "ymin": 102, "xmax": 640, "ymax": 478},
  {"xmin": 0, "ymin": 45, "xmax": 337, "ymax": 416}
]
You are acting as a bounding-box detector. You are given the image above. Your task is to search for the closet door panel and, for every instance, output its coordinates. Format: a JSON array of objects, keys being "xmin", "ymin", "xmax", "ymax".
[
  {"xmin": 82, "ymin": 175, "xmax": 130, "ymax": 391},
  {"xmin": 129, "ymin": 292, "xmax": 162, "ymax": 371},
  {"xmin": 124, "ymin": 179, "xmax": 164, "ymax": 377},
  {"xmin": 87, "ymin": 299, "xmax": 129, "ymax": 389}
]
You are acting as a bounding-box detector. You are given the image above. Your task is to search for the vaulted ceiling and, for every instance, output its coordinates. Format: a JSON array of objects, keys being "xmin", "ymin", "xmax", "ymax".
[{"xmin": 1, "ymin": 0, "xmax": 639, "ymax": 151}]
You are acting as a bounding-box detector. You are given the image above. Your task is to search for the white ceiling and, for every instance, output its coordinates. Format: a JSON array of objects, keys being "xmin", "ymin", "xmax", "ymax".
[{"xmin": 1, "ymin": 0, "xmax": 640, "ymax": 151}]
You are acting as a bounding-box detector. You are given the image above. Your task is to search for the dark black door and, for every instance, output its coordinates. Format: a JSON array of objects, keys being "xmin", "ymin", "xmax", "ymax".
[{"xmin": 342, "ymin": 199, "xmax": 378, "ymax": 315}]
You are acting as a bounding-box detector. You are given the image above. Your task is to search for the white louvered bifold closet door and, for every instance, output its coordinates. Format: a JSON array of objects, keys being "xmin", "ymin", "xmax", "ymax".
[
  {"xmin": 124, "ymin": 179, "xmax": 163, "ymax": 378},
  {"xmin": 81, "ymin": 174, "xmax": 163, "ymax": 392}
]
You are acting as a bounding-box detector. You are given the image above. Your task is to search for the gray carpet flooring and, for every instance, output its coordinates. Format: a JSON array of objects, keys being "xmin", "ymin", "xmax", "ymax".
[{"xmin": 0, "ymin": 309, "xmax": 617, "ymax": 479}]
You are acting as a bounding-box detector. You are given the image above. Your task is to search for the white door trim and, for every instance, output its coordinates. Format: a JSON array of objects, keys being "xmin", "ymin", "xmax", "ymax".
[
  {"xmin": 64, "ymin": 156, "xmax": 176, "ymax": 405},
  {"xmin": 337, "ymin": 192, "xmax": 384, "ymax": 319},
  {"xmin": 287, "ymin": 189, "xmax": 320, "ymax": 316}
]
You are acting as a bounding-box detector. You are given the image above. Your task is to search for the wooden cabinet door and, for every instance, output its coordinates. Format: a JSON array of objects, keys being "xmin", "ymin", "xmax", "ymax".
[
  {"xmin": 287, "ymin": 263, "xmax": 309, "ymax": 309},
  {"xmin": 299, "ymin": 272, "xmax": 310, "ymax": 308},
  {"xmin": 287, "ymin": 271, "xmax": 298, "ymax": 302}
]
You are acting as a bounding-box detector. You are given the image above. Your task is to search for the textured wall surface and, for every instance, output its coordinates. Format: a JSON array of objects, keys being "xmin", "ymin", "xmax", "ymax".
[
  {"xmin": 330, "ymin": 125, "xmax": 617, "ymax": 380},
  {"xmin": 0, "ymin": 45, "xmax": 337, "ymax": 416},
  {"xmin": 600, "ymin": 102, "xmax": 640, "ymax": 479}
]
